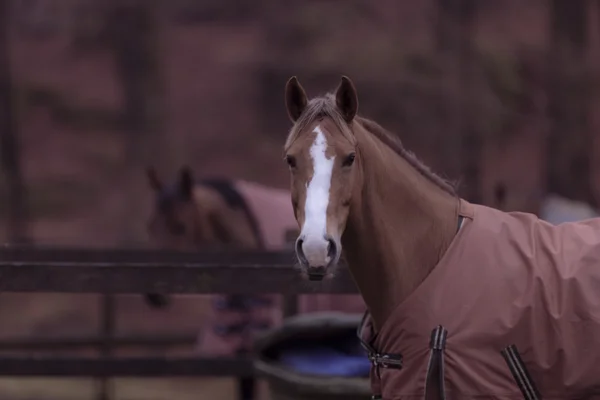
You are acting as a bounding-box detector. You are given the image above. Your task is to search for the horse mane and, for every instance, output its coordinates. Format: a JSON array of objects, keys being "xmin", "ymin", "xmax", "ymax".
[
  {"xmin": 156, "ymin": 178, "xmax": 247, "ymax": 211},
  {"xmin": 153, "ymin": 178, "xmax": 265, "ymax": 248},
  {"xmin": 355, "ymin": 116, "xmax": 458, "ymax": 196},
  {"xmin": 286, "ymin": 94, "xmax": 457, "ymax": 196},
  {"xmin": 199, "ymin": 179, "xmax": 265, "ymax": 248}
]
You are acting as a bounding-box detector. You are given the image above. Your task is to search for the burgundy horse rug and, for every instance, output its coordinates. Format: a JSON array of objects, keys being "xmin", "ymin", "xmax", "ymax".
[{"xmin": 359, "ymin": 199, "xmax": 600, "ymax": 399}]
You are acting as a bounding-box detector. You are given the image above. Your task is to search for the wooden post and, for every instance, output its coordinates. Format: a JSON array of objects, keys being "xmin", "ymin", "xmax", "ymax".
[
  {"xmin": 434, "ymin": 0, "xmax": 479, "ymax": 202},
  {"xmin": 494, "ymin": 182, "xmax": 507, "ymax": 210},
  {"xmin": 546, "ymin": 0, "xmax": 592, "ymax": 204},
  {"xmin": 97, "ymin": 2, "xmax": 166, "ymax": 399},
  {"xmin": 106, "ymin": 0, "xmax": 166, "ymax": 245},
  {"xmin": 434, "ymin": 0, "xmax": 462, "ymax": 182},
  {"xmin": 457, "ymin": 0, "xmax": 480, "ymax": 204},
  {"xmin": 97, "ymin": 294, "xmax": 116, "ymax": 400},
  {"xmin": 0, "ymin": 0, "xmax": 31, "ymax": 244}
]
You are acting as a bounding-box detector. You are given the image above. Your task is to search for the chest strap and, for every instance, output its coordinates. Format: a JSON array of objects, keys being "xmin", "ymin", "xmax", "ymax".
[{"xmin": 357, "ymin": 311, "xmax": 403, "ymax": 381}]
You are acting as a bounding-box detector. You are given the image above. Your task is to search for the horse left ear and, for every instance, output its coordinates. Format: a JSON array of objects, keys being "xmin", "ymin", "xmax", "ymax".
[
  {"xmin": 335, "ymin": 76, "xmax": 358, "ymax": 123},
  {"xmin": 285, "ymin": 76, "xmax": 308, "ymax": 123},
  {"xmin": 179, "ymin": 166, "xmax": 194, "ymax": 200}
]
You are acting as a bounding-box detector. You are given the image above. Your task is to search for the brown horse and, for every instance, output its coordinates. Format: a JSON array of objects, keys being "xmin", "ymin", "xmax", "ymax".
[
  {"xmin": 283, "ymin": 76, "xmax": 600, "ymax": 399},
  {"xmin": 145, "ymin": 166, "xmax": 365, "ymax": 400}
]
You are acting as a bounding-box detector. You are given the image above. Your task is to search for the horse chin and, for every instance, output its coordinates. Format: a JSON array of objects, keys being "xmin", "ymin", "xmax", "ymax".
[
  {"xmin": 308, "ymin": 272, "xmax": 326, "ymax": 281},
  {"xmin": 300, "ymin": 270, "xmax": 335, "ymax": 282},
  {"xmin": 299, "ymin": 264, "xmax": 337, "ymax": 282}
]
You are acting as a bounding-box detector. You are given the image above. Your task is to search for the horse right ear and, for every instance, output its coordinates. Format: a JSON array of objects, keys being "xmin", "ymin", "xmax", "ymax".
[
  {"xmin": 179, "ymin": 166, "xmax": 194, "ymax": 200},
  {"xmin": 285, "ymin": 76, "xmax": 308, "ymax": 123},
  {"xmin": 146, "ymin": 167, "xmax": 162, "ymax": 192},
  {"xmin": 335, "ymin": 75, "xmax": 358, "ymax": 123}
]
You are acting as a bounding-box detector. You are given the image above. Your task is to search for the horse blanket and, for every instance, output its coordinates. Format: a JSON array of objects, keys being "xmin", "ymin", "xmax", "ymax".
[
  {"xmin": 359, "ymin": 199, "xmax": 600, "ymax": 399},
  {"xmin": 197, "ymin": 180, "xmax": 365, "ymax": 356}
]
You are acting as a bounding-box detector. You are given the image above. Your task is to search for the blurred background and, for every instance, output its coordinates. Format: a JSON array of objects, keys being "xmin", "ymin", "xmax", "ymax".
[{"xmin": 0, "ymin": 0, "xmax": 599, "ymax": 399}]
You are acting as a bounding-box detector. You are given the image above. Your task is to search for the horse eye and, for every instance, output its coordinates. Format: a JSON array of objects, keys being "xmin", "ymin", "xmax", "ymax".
[
  {"xmin": 285, "ymin": 155, "xmax": 297, "ymax": 168},
  {"xmin": 342, "ymin": 152, "xmax": 356, "ymax": 167}
]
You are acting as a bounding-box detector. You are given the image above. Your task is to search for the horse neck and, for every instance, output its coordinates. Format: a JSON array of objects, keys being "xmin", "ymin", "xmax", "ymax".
[{"xmin": 342, "ymin": 125, "xmax": 459, "ymax": 331}]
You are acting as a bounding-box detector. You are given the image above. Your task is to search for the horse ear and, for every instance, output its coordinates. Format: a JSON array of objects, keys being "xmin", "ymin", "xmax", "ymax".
[
  {"xmin": 335, "ymin": 76, "xmax": 358, "ymax": 123},
  {"xmin": 179, "ymin": 166, "xmax": 194, "ymax": 199},
  {"xmin": 285, "ymin": 76, "xmax": 308, "ymax": 123},
  {"xmin": 146, "ymin": 166, "xmax": 162, "ymax": 191}
]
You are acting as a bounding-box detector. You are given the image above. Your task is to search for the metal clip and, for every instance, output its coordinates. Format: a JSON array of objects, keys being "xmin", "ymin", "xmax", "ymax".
[
  {"xmin": 369, "ymin": 352, "xmax": 403, "ymax": 380},
  {"xmin": 369, "ymin": 352, "xmax": 403, "ymax": 369}
]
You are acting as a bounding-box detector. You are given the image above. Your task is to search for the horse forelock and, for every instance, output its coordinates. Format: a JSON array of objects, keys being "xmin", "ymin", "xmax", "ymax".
[{"xmin": 285, "ymin": 94, "xmax": 354, "ymax": 150}]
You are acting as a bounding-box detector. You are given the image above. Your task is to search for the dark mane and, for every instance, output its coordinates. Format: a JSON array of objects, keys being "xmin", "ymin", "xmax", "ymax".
[
  {"xmin": 156, "ymin": 179, "xmax": 248, "ymax": 211},
  {"xmin": 199, "ymin": 179, "xmax": 247, "ymax": 209},
  {"xmin": 200, "ymin": 179, "xmax": 265, "ymax": 249},
  {"xmin": 154, "ymin": 178, "xmax": 265, "ymax": 248},
  {"xmin": 285, "ymin": 94, "xmax": 457, "ymax": 196}
]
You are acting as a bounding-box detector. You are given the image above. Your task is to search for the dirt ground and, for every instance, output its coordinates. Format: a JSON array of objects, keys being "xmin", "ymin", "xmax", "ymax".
[
  {"xmin": 0, "ymin": 377, "xmax": 237, "ymax": 400},
  {"xmin": 0, "ymin": 292, "xmax": 256, "ymax": 399}
]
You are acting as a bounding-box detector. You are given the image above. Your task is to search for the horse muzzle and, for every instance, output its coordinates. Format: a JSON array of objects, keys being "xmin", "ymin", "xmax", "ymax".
[{"xmin": 295, "ymin": 234, "xmax": 339, "ymax": 281}]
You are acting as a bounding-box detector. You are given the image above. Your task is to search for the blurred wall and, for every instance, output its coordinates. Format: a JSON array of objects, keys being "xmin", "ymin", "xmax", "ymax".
[{"xmin": 0, "ymin": 0, "xmax": 598, "ymax": 246}]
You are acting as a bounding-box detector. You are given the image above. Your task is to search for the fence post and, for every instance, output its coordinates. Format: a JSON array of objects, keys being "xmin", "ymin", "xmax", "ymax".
[
  {"xmin": 457, "ymin": 0, "xmax": 481, "ymax": 204},
  {"xmin": 434, "ymin": 0, "xmax": 480, "ymax": 201},
  {"xmin": 101, "ymin": 1, "xmax": 166, "ymax": 398},
  {"xmin": 0, "ymin": 0, "xmax": 31, "ymax": 244},
  {"xmin": 546, "ymin": 0, "xmax": 593, "ymax": 204},
  {"xmin": 97, "ymin": 294, "xmax": 116, "ymax": 400}
]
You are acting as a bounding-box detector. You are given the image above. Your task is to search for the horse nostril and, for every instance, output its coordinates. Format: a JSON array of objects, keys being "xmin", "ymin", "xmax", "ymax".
[
  {"xmin": 295, "ymin": 237, "xmax": 308, "ymax": 265},
  {"xmin": 296, "ymin": 238, "xmax": 304, "ymax": 254},
  {"xmin": 326, "ymin": 237, "xmax": 337, "ymax": 260}
]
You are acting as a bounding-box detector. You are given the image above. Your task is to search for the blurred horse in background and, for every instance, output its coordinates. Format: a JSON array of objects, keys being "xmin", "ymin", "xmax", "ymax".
[{"xmin": 144, "ymin": 165, "xmax": 365, "ymax": 400}]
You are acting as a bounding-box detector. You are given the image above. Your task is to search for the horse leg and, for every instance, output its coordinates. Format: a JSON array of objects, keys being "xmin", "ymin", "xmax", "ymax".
[{"xmin": 236, "ymin": 356, "xmax": 256, "ymax": 400}]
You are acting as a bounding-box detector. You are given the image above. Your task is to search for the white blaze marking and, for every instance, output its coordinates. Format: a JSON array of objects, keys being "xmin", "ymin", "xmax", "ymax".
[{"xmin": 301, "ymin": 126, "xmax": 335, "ymax": 256}]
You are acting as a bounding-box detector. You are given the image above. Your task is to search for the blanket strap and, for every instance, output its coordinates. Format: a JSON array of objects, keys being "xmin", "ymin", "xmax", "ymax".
[
  {"xmin": 501, "ymin": 344, "xmax": 541, "ymax": 400},
  {"xmin": 425, "ymin": 325, "xmax": 448, "ymax": 400},
  {"xmin": 357, "ymin": 312, "xmax": 404, "ymax": 377},
  {"xmin": 357, "ymin": 311, "xmax": 403, "ymax": 399},
  {"xmin": 368, "ymin": 352, "xmax": 404, "ymax": 375}
]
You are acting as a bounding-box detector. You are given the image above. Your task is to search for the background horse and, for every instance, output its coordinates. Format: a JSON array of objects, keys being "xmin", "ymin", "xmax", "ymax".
[
  {"xmin": 145, "ymin": 165, "xmax": 365, "ymax": 400},
  {"xmin": 282, "ymin": 75, "xmax": 600, "ymax": 399}
]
